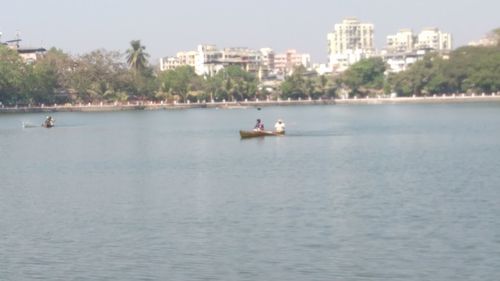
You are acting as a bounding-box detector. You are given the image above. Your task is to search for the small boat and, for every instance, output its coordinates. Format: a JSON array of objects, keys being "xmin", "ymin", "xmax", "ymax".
[{"xmin": 239, "ymin": 130, "xmax": 284, "ymax": 138}]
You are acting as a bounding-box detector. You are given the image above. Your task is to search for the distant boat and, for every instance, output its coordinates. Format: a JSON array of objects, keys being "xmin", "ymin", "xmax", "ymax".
[{"xmin": 239, "ymin": 130, "xmax": 284, "ymax": 138}]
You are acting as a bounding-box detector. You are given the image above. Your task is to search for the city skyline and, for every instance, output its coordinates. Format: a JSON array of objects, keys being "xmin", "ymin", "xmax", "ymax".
[{"xmin": 1, "ymin": 0, "xmax": 498, "ymax": 63}]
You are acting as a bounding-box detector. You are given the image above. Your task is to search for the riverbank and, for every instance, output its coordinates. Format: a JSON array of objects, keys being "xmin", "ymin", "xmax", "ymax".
[{"xmin": 1, "ymin": 93, "xmax": 500, "ymax": 113}]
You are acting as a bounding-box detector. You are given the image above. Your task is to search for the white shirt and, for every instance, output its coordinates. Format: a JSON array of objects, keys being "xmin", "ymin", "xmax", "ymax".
[{"xmin": 274, "ymin": 121, "xmax": 285, "ymax": 132}]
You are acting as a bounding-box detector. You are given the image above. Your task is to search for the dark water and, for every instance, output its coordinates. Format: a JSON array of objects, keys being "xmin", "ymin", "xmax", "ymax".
[{"xmin": 1, "ymin": 103, "xmax": 500, "ymax": 281}]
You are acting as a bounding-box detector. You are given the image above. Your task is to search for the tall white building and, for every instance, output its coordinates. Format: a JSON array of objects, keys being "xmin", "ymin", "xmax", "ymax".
[
  {"xmin": 386, "ymin": 29, "xmax": 415, "ymax": 53},
  {"xmin": 416, "ymin": 28, "xmax": 452, "ymax": 51},
  {"xmin": 383, "ymin": 27, "xmax": 453, "ymax": 73},
  {"xmin": 386, "ymin": 28, "xmax": 452, "ymax": 53},
  {"xmin": 259, "ymin": 48, "xmax": 275, "ymax": 72},
  {"xmin": 194, "ymin": 44, "xmax": 223, "ymax": 76},
  {"xmin": 327, "ymin": 18, "xmax": 375, "ymax": 72}
]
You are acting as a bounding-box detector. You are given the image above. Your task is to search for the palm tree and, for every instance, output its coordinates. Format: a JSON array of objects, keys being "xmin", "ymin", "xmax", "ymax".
[
  {"xmin": 126, "ymin": 40, "xmax": 149, "ymax": 74},
  {"xmin": 319, "ymin": 75, "xmax": 328, "ymax": 96}
]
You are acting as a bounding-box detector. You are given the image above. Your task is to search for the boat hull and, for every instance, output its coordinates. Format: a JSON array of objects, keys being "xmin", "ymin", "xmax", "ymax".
[{"xmin": 239, "ymin": 130, "xmax": 284, "ymax": 138}]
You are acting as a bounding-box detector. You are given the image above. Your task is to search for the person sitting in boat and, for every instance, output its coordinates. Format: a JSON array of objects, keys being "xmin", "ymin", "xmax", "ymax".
[
  {"xmin": 254, "ymin": 119, "xmax": 264, "ymax": 131},
  {"xmin": 44, "ymin": 116, "xmax": 55, "ymax": 127},
  {"xmin": 274, "ymin": 119, "xmax": 285, "ymax": 133}
]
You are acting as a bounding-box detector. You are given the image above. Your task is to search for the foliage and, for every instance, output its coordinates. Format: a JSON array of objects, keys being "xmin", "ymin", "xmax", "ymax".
[
  {"xmin": 158, "ymin": 66, "xmax": 203, "ymax": 102},
  {"xmin": 197, "ymin": 65, "xmax": 259, "ymax": 102},
  {"xmin": 390, "ymin": 45, "xmax": 500, "ymax": 96},
  {"xmin": 338, "ymin": 57, "xmax": 386, "ymax": 97},
  {"xmin": 490, "ymin": 28, "xmax": 500, "ymax": 46},
  {"xmin": 126, "ymin": 40, "xmax": 150, "ymax": 74},
  {"xmin": 0, "ymin": 45, "xmax": 29, "ymax": 105},
  {"xmin": 214, "ymin": 65, "xmax": 258, "ymax": 101}
]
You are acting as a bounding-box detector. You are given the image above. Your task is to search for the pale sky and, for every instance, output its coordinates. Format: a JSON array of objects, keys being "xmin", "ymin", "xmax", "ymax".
[{"xmin": 1, "ymin": 0, "xmax": 498, "ymax": 63}]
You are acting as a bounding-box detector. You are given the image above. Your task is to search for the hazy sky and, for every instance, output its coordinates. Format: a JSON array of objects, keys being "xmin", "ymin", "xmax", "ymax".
[{"xmin": 1, "ymin": 0, "xmax": 498, "ymax": 63}]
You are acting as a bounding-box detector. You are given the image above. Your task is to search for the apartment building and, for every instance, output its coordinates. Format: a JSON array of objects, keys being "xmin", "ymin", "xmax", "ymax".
[
  {"xmin": 386, "ymin": 29, "xmax": 415, "ymax": 53},
  {"xmin": 161, "ymin": 45, "xmax": 310, "ymax": 79},
  {"xmin": 383, "ymin": 27, "xmax": 453, "ymax": 73},
  {"xmin": 386, "ymin": 28, "xmax": 452, "ymax": 53},
  {"xmin": 274, "ymin": 49, "xmax": 311, "ymax": 76},
  {"xmin": 195, "ymin": 45, "xmax": 262, "ymax": 77},
  {"xmin": 259, "ymin": 48, "xmax": 275, "ymax": 75},
  {"xmin": 382, "ymin": 49, "xmax": 433, "ymax": 73},
  {"xmin": 416, "ymin": 28, "xmax": 452, "ymax": 51},
  {"xmin": 159, "ymin": 57, "xmax": 180, "ymax": 71},
  {"xmin": 327, "ymin": 18, "xmax": 375, "ymax": 72},
  {"xmin": 194, "ymin": 44, "xmax": 223, "ymax": 76},
  {"xmin": 159, "ymin": 50, "xmax": 198, "ymax": 71},
  {"xmin": 222, "ymin": 47, "xmax": 262, "ymax": 72}
]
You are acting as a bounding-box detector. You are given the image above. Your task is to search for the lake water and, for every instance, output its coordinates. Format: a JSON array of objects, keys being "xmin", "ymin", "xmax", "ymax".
[{"xmin": 1, "ymin": 103, "xmax": 500, "ymax": 281}]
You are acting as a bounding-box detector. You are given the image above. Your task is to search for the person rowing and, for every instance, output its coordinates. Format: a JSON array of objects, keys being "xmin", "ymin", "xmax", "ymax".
[
  {"xmin": 254, "ymin": 119, "xmax": 264, "ymax": 131},
  {"xmin": 43, "ymin": 116, "xmax": 55, "ymax": 128}
]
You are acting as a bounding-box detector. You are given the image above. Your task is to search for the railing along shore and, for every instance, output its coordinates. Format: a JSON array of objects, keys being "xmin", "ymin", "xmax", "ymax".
[{"xmin": 1, "ymin": 92, "xmax": 500, "ymax": 113}]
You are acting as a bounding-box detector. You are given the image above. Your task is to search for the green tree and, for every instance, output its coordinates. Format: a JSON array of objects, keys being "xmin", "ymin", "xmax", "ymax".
[
  {"xmin": 35, "ymin": 48, "xmax": 77, "ymax": 103},
  {"xmin": 212, "ymin": 65, "xmax": 258, "ymax": 101},
  {"xmin": 389, "ymin": 38, "xmax": 500, "ymax": 96},
  {"xmin": 490, "ymin": 28, "xmax": 500, "ymax": 46},
  {"xmin": 311, "ymin": 74, "xmax": 335, "ymax": 99},
  {"xmin": 64, "ymin": 49, "xmax": 131, "ymax": 102},
  {"xmin": 280, "ymin": 65, "xmax": 308, "ymax": 99},
  {"xmin": 339, "ymin": 57, "xmax": 386, "ymax": 97},
  {"xmin": 0, "ymin": 45, "xmax": 29, "ymax": 105},
  {"xmin": 319, "ymin": 75, "xmax": 328, "ymax": 96},
  {"xmin": 158, "ymin": 66, "xmax": 202, "ymax": 102}
]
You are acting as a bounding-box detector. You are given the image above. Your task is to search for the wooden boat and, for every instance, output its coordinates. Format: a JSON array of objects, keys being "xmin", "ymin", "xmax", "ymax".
[{"xmin": 239, "ymin": 130, "xmax": 285, "ymax": 138}]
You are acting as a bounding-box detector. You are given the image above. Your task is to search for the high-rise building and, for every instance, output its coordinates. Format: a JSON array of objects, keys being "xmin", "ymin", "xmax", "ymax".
[
  {"xmin": 416, "ymin": 28, "xmax": 452, "ymax": 51},
  {"xmin": 383, "ymin": 27, "xmax": 453, "ymax": 73},
  {"xmin": 386, "ymin": 28, "xmax": 452, "ymax": 53},
  {"xmin": 327, "ymin": 18, "xmax": 374, "ymax": 72},
  {"xmin": 386, "ymin": 29, "xmax": 415, "ymax": 53},
  {"xmin": 259, "ymin": 48, "xmax": 275, "ymax": 72}
]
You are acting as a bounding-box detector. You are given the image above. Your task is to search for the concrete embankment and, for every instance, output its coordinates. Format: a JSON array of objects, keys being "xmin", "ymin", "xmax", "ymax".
[
  {"xmin": 1, "ymin": 95, "xmax": 500, "ymax": 114},
  {"xmin": 335, "ymin": 94, "xmax": 500, "ymax": 105}
]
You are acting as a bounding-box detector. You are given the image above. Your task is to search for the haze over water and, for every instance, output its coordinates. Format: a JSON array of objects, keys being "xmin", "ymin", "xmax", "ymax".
[{"xmin": 1, "ymin": 103, "xmax": 500, "ymax": 280}]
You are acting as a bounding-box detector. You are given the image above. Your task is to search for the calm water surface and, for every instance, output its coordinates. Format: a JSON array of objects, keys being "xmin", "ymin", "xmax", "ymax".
[{"xmin": 1, "ymin": 103, "xmax": 500, "ymax": 281}]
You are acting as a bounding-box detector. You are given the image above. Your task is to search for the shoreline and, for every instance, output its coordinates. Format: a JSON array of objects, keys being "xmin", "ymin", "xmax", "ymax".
[{"xmin": 1, "ymin": 94, "xmax": 500, "ymax": 114}]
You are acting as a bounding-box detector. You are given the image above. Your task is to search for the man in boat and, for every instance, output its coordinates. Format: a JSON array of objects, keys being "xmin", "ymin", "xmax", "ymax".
[
  {"xmin": 274, "ymin": 119, "xmax": 285, "ymax": 133},
  {"xmin": 254, "ymin": 119, "xmax": 264, "ymax": 131},
  {"xmin": 43, "ymin": 116, "xmax": 55, "ymax": 128}
]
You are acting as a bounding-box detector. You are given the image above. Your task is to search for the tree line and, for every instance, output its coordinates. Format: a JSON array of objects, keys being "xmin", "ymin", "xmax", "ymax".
[{"xmin": 1, "ymin": 28, "xmax": 499, "ymax": 106}]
